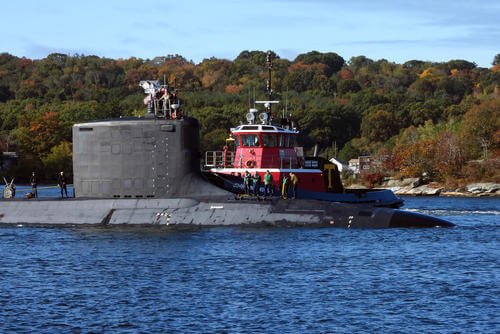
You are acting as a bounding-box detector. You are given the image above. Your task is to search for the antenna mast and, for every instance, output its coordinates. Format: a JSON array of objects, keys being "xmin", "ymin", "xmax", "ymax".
[{"xmin": 266, "ymin": 51, "xmax": 273, "ymax": 116}]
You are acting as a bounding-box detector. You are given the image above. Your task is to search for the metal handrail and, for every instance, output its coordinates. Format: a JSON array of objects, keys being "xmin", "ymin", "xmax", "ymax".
[{"xmin": 205, "ymin": 151, "xmax": 299, "ymax": 169}]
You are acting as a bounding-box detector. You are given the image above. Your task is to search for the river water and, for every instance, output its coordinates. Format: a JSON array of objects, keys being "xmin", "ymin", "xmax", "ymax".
[{"xmin": 0, "ymin": 196, "xmax": 498, "ymax": 333}]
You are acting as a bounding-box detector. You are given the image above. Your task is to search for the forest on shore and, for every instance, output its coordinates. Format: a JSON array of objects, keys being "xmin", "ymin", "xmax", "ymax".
[{"xmin": 0, "ymin": 51, "xmax": 498, "ymax": 185}]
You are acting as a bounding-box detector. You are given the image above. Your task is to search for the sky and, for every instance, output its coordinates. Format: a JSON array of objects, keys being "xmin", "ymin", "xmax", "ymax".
[{"xmin": 1, "ymin": 0, "xmax": 498, "ymax": 67}]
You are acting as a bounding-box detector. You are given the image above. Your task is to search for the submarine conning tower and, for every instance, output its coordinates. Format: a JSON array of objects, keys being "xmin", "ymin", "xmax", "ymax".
[{"xmin": 73, "ymin": 117, "xmax": 224, "ymax": 199}]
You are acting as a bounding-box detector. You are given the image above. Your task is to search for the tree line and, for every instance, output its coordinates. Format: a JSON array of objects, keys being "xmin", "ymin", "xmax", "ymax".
[{"xmin": 0, "ymin": 51, "xmax": 498, "ymax": 185}]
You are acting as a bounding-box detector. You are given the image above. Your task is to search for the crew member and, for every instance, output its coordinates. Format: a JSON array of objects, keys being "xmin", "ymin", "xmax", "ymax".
[
  {"xmin": 289, "ymin": 172, "xmax": 299, "ymax": 199},
  {"xmin": 281, "ymin": 174, "xmax": 289, "ymax": 199},
  {"xmin": 252, "ymin": 171, "xmax": 261, "ymax": 196},
  {"xmin": 30, "ymin": 171, "xmax": 38, "ymax": 198},
  {"xmin": 243, "ymin": 171, "xmax": 251, "ymax": 195},
  {"xmin": 58, "ymin": 171, "xmax": 68, "ymax": 198},
  {"xmin": 264, "ymin": 170, "xmax": 273, "ymax": 197}
]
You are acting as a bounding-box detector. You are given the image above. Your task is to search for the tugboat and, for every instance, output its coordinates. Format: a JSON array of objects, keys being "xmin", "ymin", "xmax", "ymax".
[{"xmin": 204, "ymin": 52, "xmax": 403, "ymax": 208}]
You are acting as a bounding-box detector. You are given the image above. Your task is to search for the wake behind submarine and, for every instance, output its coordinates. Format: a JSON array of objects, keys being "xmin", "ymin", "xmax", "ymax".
[{"xmin": 0, "ymin": 107, "xmax": 453, "ymax": 228}]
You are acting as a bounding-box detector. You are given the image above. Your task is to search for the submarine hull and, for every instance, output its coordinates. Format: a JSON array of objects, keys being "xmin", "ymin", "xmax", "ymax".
[{"xmin": 0, "ymin": 197, "xmax": 453, "ymax": 228}]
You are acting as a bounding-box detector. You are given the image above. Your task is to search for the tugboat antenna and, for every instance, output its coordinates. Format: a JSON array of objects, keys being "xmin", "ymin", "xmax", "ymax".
[{"xmin": 266, "ymin": 50, "xmax": 273, "ymax": 117}]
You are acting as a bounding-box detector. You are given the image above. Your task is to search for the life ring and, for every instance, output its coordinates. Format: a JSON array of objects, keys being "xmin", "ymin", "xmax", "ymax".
[{"xmin": 246, "ymin": 160, "xmax": 256, "ymax": 168}]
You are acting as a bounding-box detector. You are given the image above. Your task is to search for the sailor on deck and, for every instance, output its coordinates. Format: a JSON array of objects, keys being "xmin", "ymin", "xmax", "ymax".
[
  {"xmin": 243, "ymin": 171, "xmax": 251, "ymax": 195},
  {"xmin": 252, "ymin": 171, "xmax": 261, "ymax": 196},
  {"xmin": 281, "ymin": 175, "xmax": 289, "ymax": 199},
  {"xmin": 30, "ymin": 172, "xmax": 38, "ymax": 198},
  {"xmin": 289, "ymin": 172, "xmax": 299, "ymax": 199},
  {"xmin": 264, "ymin": 170, "xmax": 273, "ymax": 197},
  {"xmin": 58, "ymin": 171, "xmax": 68, "ymax": 198}
]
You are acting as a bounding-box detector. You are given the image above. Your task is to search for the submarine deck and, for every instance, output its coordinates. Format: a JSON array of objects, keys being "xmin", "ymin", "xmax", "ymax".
[{"xmin": 0, "ymin": 196, "xmax": 454, "ymax": 228}]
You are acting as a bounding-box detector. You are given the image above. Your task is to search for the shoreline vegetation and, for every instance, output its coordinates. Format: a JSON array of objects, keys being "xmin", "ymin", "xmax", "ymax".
[{"xmin": 0, "ymin": 51, "xmax": 498, "ymax": 186}]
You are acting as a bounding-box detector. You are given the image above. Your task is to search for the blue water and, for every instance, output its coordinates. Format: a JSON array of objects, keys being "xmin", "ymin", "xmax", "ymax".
[
  {"xmin": 1, "ymin": 184, "xmax": 74, "ymax": 198},
  {"xmin": 0, "ymin": 196, "xmax": 498, "ymax": 333}
]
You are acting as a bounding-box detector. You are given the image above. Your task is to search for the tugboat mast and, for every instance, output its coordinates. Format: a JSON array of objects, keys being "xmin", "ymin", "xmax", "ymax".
[
  {"xmin": 266, "ymin": 50, "xmax": 273, "ymax": 106},
  {"xmin": 254, "ymin": 51, "xmax": 279, "ymax": 125}
]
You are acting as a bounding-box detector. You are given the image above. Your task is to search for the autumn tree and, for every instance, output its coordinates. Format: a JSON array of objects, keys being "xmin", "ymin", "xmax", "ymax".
[
  {"xmin": 195, "ymin": 57, "xmax": 232, "ymax": 91},
  {"xmin": 360, "ymin": 108, "xmax": 397, "ymax": 142},
  {"xmin": 294, "ymin": 51, "xmax": 345, "ymax": 76},
  {"xmin": 459, "ymin": 99, "xmax": 500, "ymax": 160}
]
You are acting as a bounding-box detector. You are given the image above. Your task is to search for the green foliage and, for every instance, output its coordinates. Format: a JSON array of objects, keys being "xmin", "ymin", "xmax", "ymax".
[
  {"xmin": 337, "ymin": 79, "xmax": 361, "ymax": 94},
  {"xmin": 459, "ymin": 99, "xmax": 500, "ymax": 160},
  {"xmin": 361, "ymin": 108, "xmax": 397, "ymax": 142},
  {"xmin": 41, "ymin": 141, "xmax": 73, "ymax": 178}
]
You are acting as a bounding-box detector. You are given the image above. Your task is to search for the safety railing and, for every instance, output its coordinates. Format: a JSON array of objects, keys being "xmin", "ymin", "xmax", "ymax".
[{"xmin": 205, "ymin": 151, "xmax": 300, "ymax": 169}]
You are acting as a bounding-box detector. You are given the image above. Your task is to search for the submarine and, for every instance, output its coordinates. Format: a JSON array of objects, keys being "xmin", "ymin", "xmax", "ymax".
[{"xmin": 0, "ymin": 106, "xmax": 453, "ymax": 228}]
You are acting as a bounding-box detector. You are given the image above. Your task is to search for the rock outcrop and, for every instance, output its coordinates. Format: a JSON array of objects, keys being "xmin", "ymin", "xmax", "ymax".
[{"xmin": 380, "ymin": 178, "xmax": 499, "ymax": 197}]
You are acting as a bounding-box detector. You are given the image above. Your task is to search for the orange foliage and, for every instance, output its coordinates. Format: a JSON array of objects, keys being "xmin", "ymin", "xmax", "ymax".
[
  {"xmin": 419, "ymin": 67, "xmax": 446, "ymax": 80},
  {"xmin": 288, "ymin": 61, "xmax": 328, "ymax": 74},
  {"xmin": 338, "ymin": 68, "xmax": 354, "ymax": 80},
  {"xmin": 16, "ymin": 57, "xmax": 33, "ymax": 69},
  {"xmin": 16, "ymin": 111, "xmax": 66, "ymax": 158},
  {"xmin": 29, "ymin": 111, "xmax": 59, "ymax": 133},
  {"xmin": 225, "ymin": 84, "xmax": 243, "ymax": 94},
  {"xmin": 124, "ymin": 65, "xmax": 157, "ymax": 89},
  {"xmin": 392, "ymin": 139, "xmax": 437, "ymax": 177}
]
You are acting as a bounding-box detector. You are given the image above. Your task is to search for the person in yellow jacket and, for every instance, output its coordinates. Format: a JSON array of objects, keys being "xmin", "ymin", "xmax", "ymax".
[{"xmin": 289, "ymin": 172, "xmax": 299, "ymax": 199}]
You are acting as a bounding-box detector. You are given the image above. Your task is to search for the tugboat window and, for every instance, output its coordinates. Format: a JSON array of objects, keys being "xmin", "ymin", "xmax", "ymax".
[
  {"xmin": 279, "ymin": 134, "xmax": 285, "ymax": 147},
  {"xmin": 284, "ymin": 135, "xmax": 290, "ymax": 148},
  {"xmin": 262, "ymin": 134, "xmax": 276, "ymax": 147},
  {"xmin": 233, "ymin": 135, "xmax": 240, "ymax": 147},
  {"xmin": 241, "ymin": 134, "xmax": 260, "ymax": 147}
]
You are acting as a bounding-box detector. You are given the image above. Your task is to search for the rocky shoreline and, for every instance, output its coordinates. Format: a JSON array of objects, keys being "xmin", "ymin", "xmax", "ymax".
[{"xmin": 380, "ymin": 178, "xmax": 500, "ymax": 197}]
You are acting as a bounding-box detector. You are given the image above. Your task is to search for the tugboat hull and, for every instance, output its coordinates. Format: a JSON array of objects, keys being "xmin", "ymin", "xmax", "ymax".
[{"xmin": 203, "ymin": 171, "xmax": 404, "ymax": 208}]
